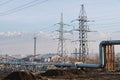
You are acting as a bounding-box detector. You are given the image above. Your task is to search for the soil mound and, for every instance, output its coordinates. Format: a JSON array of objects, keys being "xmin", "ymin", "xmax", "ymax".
[
  {"xmin": 4, "ymin": 71, "xmax": 43, "ymax": 80},
  {"xmin": 41, "ymin": 69, "xmax": 85, "ymax": 77}
]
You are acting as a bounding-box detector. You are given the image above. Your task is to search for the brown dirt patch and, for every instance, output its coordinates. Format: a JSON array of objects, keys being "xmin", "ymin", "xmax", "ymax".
[
  {"xmin": 3, "ymin": 71, "xmax": 44, "ymax": 80},
  {"xmin": 41, "ymin": 69, "xmax": 86, "ymax": 77}
]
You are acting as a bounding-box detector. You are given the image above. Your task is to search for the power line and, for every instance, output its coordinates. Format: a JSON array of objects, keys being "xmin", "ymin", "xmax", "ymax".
[
  {"xmin": 90, "ymin": 22, "xmax": 120, "ymax": 28},
  {"xmin": 90, "ymin": 15, "xmax": 120, "ymax": 21},
  {"xmin": 0, "ymin": 0, "xmax": 49, "ymax": 16},
  {"xmin": 0, "ymin": 0, "xmax": 13, "ymax": 6}
]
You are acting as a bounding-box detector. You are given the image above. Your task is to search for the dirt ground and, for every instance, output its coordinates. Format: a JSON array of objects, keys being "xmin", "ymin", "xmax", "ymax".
[
  {"xmin": 40, "ymin": 69, "xmax": 120, "ymax": 80},
  {"xmin": 0, "ymin": 69, "xmax": 120, "ymax": 80}
]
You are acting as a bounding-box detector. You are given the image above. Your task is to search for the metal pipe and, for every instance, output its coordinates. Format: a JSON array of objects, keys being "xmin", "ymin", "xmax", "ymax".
[
  {"xmin": 99, "ymin": 40, "xmax": 120, "ymax": 67},
  {"xmin": 55, "ymin": 40, "xmax": 120, "ymax": 68},
  {"xmin": 1, "ymin": 40, "xmax": 120, "ymax": 69}
]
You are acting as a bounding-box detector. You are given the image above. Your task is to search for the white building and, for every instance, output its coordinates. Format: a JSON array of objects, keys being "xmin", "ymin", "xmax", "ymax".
[{"xmin": 41, "ymin": 54, "xmax": 60, "ymax": 62}]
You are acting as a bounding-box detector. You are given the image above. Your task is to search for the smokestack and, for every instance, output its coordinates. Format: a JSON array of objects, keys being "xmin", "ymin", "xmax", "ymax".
[{"xmin": 34, "ymin": 37, "xmax": 36, "ymax": 57}]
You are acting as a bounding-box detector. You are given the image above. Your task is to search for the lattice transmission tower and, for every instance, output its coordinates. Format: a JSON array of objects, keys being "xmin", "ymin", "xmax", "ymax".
[
  {"xmin": 56, "ymin": 13, "xmax": 70, "ymax": 58},
  {"xmin": 74, "ymin": 4, "xmax": 91, "ymax": 62}
]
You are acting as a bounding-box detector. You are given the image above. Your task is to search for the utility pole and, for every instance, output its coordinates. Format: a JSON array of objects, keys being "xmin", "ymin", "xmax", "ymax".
[
  {"xmin": 73, "ymin": 4, "xmax": 91, "ymax": 63},
  {"xmin": 34, "ymin": 37, "xmax": 36, "ymax": 57}
]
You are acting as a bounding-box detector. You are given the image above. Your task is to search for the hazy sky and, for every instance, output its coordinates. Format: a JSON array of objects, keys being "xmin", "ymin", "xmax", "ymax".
[
  {"xmin": 0, "ymin": 0, "xmax": 120, "ymax": 56},
  {"xmin": 0, "ymin": 0, "xmax": 120, "ymax": 32}
]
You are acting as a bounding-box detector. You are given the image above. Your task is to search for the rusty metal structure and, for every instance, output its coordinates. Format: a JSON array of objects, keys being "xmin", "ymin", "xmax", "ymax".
[
  {"xmin": 54, "ymin": 40, "xmax": 120, "ymax": 71},
  {"xmin": 0, "ymin": 40, "xmax": 120, "ymax": 72},
  {"xmin": 105, "ymin": 45, "xmax": 115, "ymax": 71}
]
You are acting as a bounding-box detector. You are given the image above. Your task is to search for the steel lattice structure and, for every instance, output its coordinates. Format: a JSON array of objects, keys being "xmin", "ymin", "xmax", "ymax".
[
  {"xmin": 57, "ymin": 13, "xmax": 65, "ymax": 57},
  {"xmin": 77, "ymin": 4, "xmax": 89, "ymax": 62}
]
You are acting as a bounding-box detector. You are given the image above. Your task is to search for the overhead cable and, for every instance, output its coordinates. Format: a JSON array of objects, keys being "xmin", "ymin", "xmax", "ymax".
[
  {"xmin": 0, "ymin": 0, "xmax": 13, "ymax": 6},
  {"xmin": 0, "ymin": 0, "xmax": 48, "ymax": 16}
]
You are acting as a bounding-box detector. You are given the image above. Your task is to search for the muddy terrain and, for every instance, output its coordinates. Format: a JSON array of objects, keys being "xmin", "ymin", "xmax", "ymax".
[{"xmin": 0, "ymin": 69, "xmax": 120, "ymax": 80}]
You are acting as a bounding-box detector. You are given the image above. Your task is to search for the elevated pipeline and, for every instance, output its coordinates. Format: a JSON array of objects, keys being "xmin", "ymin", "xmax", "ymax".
[
  {"xmin": 55, "ymin": 40, "xmax": 120, "ymax": 68},
  {"xmin": 1, "ymin": 40, "xmax": 120, "ymax": 69}
]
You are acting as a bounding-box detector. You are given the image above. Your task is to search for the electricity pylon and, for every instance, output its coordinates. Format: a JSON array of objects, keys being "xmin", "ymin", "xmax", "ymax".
[
  {"xmin": 72, "ymin": 4, "xmax": 92, "ymax": 63},
  {"xmin": 55, "ymin": 13, "xmax": 71, "ymax": 58}
]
